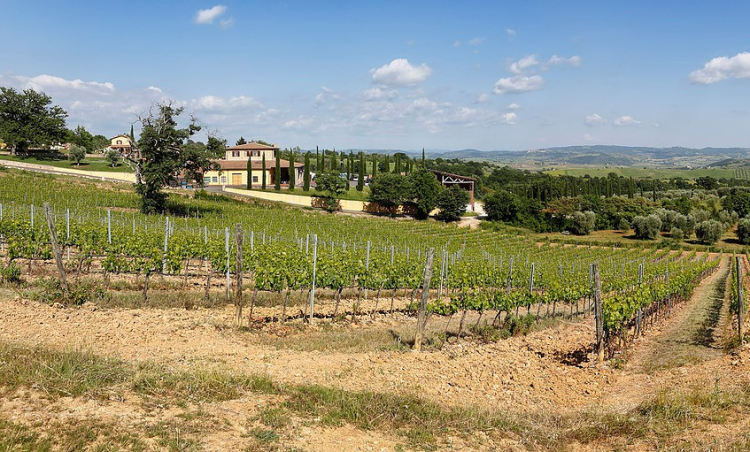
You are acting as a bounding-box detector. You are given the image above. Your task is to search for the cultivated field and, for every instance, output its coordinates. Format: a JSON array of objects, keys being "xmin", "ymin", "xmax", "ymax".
[{"xmin": 0, "ymin": 168, "xmax": 748, "ymax": 451}]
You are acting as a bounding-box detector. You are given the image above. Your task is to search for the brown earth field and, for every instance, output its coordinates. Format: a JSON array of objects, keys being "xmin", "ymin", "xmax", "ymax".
[{"xmin": 0, "ymin": 256, "xmax": 749, "ymax": 451}]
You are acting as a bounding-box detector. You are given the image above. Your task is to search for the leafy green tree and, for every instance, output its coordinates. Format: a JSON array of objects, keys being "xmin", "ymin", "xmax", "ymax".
[
  {"xmin": 369, "ymin": 172, "xmax": 411, "ymax": 216},
  {"xmin": 409, "ymin": 167, "xmax": 441, "ymax": 219},
  {"xmin": 275, "ymin": 150, "xmax": 281, "ymax": 190},
  {"xmin": 0, "ymin": 87, "xmax": 68, "ymax": 154},
  {"xmin": 67, "ymin": 125, "xmax": 94, "ymax": 151},
  {"xmin": 631, "ymin": 214, "xmax": 662, "ymax": 240},
  {"xmin": 483, "ymin": 190, "xmax": 519, "ymax": 222},
  {"xmin": 126, "ymin": 103, "xmax": 217, "ymax": 214},
  {"xmin": 436, "ymin": 185, "xmax": 470, "ymax": 222},
  {"xmin": 105, "ymin": 148, "xmax": 120, "ymax": 167},
  {"xmin": 92, "ymin": 134, "xmax": 109, "ymax": 152},
  {"xmin": 261, "ymin": 154, "xmax": 267, "ymax": 190},
  {"xmin": 303, "ymin": 152, "xmax": 311, "ymax": 191},
  {"xmin": 314, "ymin": 172, "xmax": 348, "ymax": 212},
  {"xmin": 722, "ymin": 189, "xmax": 750, "ymax": 218},
  {"xmin": 206, "ymin": 136, "xmax": 226, "ymax": 158},
  {"xmin": 569, "ymin": 211, "xmax": 596, "ymax": 235},
  {"xmin": 357, "ymin": 152, "xmax": 365, "ymax": 192},
  {"xmin": 236, "ymin": 136, "xmax": 247, "ymax": 146},
  {"xmin": 67, "ymin": 144, "xmax": 86, "ymax": 166},
  {"xmin": 737, "ymin": 218, "xmax": 750, "ymax": 244},
  {"xmin": 695, "ymin": 220, "xmax": 724, "ymax": 245}
]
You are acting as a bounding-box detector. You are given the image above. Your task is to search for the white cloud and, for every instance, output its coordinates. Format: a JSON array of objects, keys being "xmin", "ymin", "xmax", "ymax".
[
  {"xmin": 509, "ymin": 55, "xmax": 538, "ymax": 75},
  {"xmin": 544, "ymin": 55, "xmax": 582, "ymax": 69},
  {"xmin": 219, "ymin": 18, "xmax": 234, "ymax": 29},
  {"xmin": 506, "ymin": 28, "xmax": 516, "ymax": 36},
  {"xmin": 585, "ymin": 113, "xmax": 606, "ymax": 126},
  {"xmin": 507, "ymin": 102, "xmax": 520, "ymax": 110},
  {"xmin": 689, "ymin": 52, "xmax": 750, "ymax": 84},
  {"xmin": 191, "ymin": 94, "xmax": 262, "ymax": 111},
  {"xmin": 468, "ymin": 37, "xmax": 485, "ymax": 46},
  {"xmin": 371, "ymin": 58, "xmax": 432, "ymax": 87},
  {"xmin": 10, "ymin": 74, "xmax": 115, "ymax": 96},
  {"xmin": 474, "ymin": 93, "xmax": 490, "ymax": 104},
  {"xmin": 492, "ymin": 75, "xmax": 544, "ymax": 94},
  {"xmin": 362, "ymin": 87, "xmax": 398, "ymax": 101},
  {"xmin": 313, "ymin": 86, "xmax": 342, "ymax": 107},
  {"xmin": 613, "ymin": 115, "xmax": 641, "ymax": 126},
  {"xmin": 501, "ymin": 112, "xmax": 517, "ymax": 124},
  {"xmin": 146, "ymin": 86, "xmax": 162, "ymax": 93},
  {"xmin": 194, "ymin": 5, "xmax": 227, "ymax": 24}
]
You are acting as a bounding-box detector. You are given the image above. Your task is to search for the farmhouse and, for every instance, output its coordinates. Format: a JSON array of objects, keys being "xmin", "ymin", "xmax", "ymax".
[
  {"xmin": 429, "ymin": 169, "xmax": 476, "ymax": 210},
  {"xmin": 108, "ymin": 134, "xmax": 133, "ymax": 155},
  {"xmin": 202, "ymin": 142, "xmax": 304, "ymax": 187}
]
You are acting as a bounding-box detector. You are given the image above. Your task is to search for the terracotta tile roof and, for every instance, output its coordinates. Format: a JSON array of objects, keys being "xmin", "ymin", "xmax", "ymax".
[
  {"xmin": 226, "ymin": 142, "xmax": 279, "ymax": 151},
  {"xmin": 213, "ymin": 159, "xmax": 303, "ymax": 170}
]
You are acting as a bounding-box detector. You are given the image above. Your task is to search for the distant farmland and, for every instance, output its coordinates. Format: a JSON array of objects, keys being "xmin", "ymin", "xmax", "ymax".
[{"xmin": 544, "ymin": 166, "xmax": 738, "ymax": 179}]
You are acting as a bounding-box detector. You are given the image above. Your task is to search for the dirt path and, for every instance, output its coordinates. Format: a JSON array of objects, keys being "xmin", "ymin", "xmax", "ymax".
[{"xmin": 600, "ymin": 256, "xmax": 733, "ymax": 412}]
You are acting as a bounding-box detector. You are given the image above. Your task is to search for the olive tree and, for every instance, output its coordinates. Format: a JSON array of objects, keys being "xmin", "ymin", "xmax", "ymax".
[
  {"xmin": 569, "ymin": 211, "xmax": 596, "ymax": 235},
  {"xmin": 67, "ymin": 144, "xmax": 86, "ymax": 166},
  {"xmin": 632, "ymin": 214, "xmax": 662, "ymax": 240},
  {"xmin": 695, "ymin": 220, "xmax": 724, "ymax": 245}
]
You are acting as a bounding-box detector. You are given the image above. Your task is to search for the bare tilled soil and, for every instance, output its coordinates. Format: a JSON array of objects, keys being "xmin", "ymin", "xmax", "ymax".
[{"xmin": 1, "ymin": 258, "xmax": 749, "ymax": 451}]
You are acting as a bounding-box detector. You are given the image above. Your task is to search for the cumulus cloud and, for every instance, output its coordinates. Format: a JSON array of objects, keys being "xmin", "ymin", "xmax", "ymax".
[
  {"xmin": 191, "ymin": 94, "xmax": 262, "ymax": 111},
  {"xmin": 371, "ymin": 58, "xmax": 432, "ymax": 87},
  {"xmin": 501, "ymin": 112, "xmax": 517, "ymax": 124},
  {"xmin": 544, "ymin": 55, "xmax": 582, "ymax": 69},
  {"xmin": 362, "ymin": 87, "xmax": 398, "ymax": 101},
  {"xmin": 509, "ymin": 55, "xmax": 538, "ymax": 75},
  {"xmin": 314, "ymin": 86, "xmax": 342, "ymax": 106},
  {"xmin": 194, "ymin": 5, "xmax": 228, "ymax": 25},
  {"xmin": 689, "ymin": 52, "xmax": 750, "ymax": 84},
  {"xmin": 613, "ymin": 115, "xmax": 641, "ymax": 126},
  {"xmin": 585, "ymin": 113, "xmax": 606, "ymax": 126},
  {"xmin": 492, "ymin": 75, "xmax": 544, "ymax": 94},
  {"xmin": 7, "ymin": 74, "xmax": 115, "ymax": 96},
  {"xmin": 507, "ymin": 103, "xmax": 520, "ymax": 110}
]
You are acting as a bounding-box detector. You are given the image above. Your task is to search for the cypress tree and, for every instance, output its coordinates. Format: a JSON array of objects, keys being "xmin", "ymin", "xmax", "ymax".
[
  {"xmin": 275, "ymin": 149, "xmax": 281, "ymax": 190},
  {"xmin": 303, "ymin": 152, "xmax": 311, "ymax": 191},
  {"xmin": 421, "ymin": 148, "xmax": 425, "ymax": 167},
  {"xmin": 247, "ymin": 157, "xmax": 253, "ymax": 190},
  {"xmin": 384, "ymin": 154, "xmax": 390, "ymax": 173},
  {"xmin": 316, "ymin": 146, "xmax": 320, "ymax": 171},
  {"xmin": 289, "ymin": 150, "xmax": 295, "ymax": 191},
  {"xmin": 394, "ymin": 154, "xmax": 401, "ymax": 174},
  {"xmin": 372, "ymin": 154, "xmax": 378, "ymax": 179},
  {"xmin": 261, "ymin": 154, "xmax": 267, "ymax": 190},
  {"xmin": 129, "ymin": 124, "xmax": 135, "ymax": 142},
  {"xmin": 357, "ymin": 152, "xmax": 365, "ymax": 192}
]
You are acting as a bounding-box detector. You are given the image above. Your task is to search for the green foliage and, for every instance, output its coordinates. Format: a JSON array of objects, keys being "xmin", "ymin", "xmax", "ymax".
[
  {"xmin": 483, "ymin": 190, "xmax": 518, "ymax": 222},
  {"xmin": 314, "ymin": 172, "xmax": 348, "ymax": 212},
  {"xmin": 722, "ymin": 189, "xmax": 750, "ymax": 218},
  {"xmin": 104, "ymin": 149, "xmax": 120, "ymax": 167},
  {"xmin": 303, "ymin": 152, "xmax": 311, "ymax": 191},
  {"xmin": 289, "ymin": 150, "xmax": 295, "ymax": 191},
  {"xmin": 737, "ymin": 218, "xmax": 750, "ymax": 244},
  {"xmin": 357, "ymin": 152, "xmax": 365, "ymax": 192},
  {"xmin": 436, "ymin": 185, "xmax": 469, "ymax": 222},
  {"xmin": 409, "ymin": 167, "xmax": 442, "ymax": 219},
  {"xmin": 67, "ymin": 144, "xmax": 86, "ymax": 166},
  {"xmin": 261, "ymin": 154, "xmax": 267, "ymax": 189},
  {"xmin": 246, "ymin": 157, "xmax": 252, "ymax": 190},
  {"xmin": 0, "ymin": 261, "xmax": 22, "ymax": 283},
  {"xmin": 66, "ymin": 125, "xmax": 94, "ymax": 151},
  {"xmin": 0, "ymin": 87, "xmax": 68, "ymax": 154},
  {"xmin": 569, "ymin": 211, "xmax": 596, "ymax": 235},
  {"xmin": 128, "ymin": 103, "xmax": 218, "ymax": 214},
  {"xmin": 670, "ymin": 227, "xmax": 684, "ymax": 240},
  {"xmin": 236, "ymin": 136, "xmax": 247, "ymax": 146},
  {"xmin": 369, "ymin": 172, "xmax": 411, "ymax": 215},
  {"xmin": 695, "ymin": 220, "xmax": 724, "ymax": 245},
  {"xmin": 632, "ymin": 214, "xmax": 662, "ymax": 240}
]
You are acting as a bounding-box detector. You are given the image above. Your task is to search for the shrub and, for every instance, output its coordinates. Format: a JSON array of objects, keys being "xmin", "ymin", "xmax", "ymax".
[
  {"xmin": 669, "ymin": 227, "xmax": 683, "ymax": 240},
  {"xmin": 436, "ymin": 185, "xmax": 470, "ymax": 222},
  {"xmin": 695, "ymin": 220, "xmax": 724, "ymax": 245},
  {"xmin": 618, "ymin": 217, "xmax": 630, "ymax": 232},
  {"xmin": 0, "ymin": 261, "xmax": 22, "ymax": 283}
]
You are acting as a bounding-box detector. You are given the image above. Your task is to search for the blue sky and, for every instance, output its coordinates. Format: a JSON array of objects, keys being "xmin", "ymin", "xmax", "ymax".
[{"xmin": 2, "ymin": 1, "xmax": 750, "ymax": 151}]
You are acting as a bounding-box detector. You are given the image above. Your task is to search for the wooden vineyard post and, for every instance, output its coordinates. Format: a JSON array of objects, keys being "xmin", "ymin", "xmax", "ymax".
[
  {"xmin": 44, "ymin": 203, "xmax": 68, "ymax": 293},
  {"xmin": 234, "ymin": 224, "xmax": 243, "ymax": 327},
  {"xmin": 737, "ymin": 256, "xmax": 745, "ymax": 344},
  {"xmin": 225, "ymin": 227, "xmax": 231, "ymax": 300},
  {"xmin": 309, "ymin": 234, "xmax": 318, "ymax": 324},
  {"xmin": 593, "ymin": 263, "xmax": 604, "ymax": 363},
  {"xmin": 414, "ymin": 248, "xmax": 435, "ymax": 352}
]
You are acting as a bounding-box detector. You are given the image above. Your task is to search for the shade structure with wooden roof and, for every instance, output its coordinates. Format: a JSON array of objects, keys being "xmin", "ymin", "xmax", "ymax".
[{"xmin": 429, "ymin": 169, "xmax": 476, "ymax": 210}]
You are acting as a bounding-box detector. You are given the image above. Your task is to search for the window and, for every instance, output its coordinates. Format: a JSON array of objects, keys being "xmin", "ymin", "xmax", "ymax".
[
  {"xmin": 252, "ymin": 176, "xmax": 258, "ymax": 182},
  {"xmin": 204, "ymin": 176, "xmax": 211, "ymax": 184},
  {"xmin": 252, "ymin": 151, "xmax": 260, "ymax": 157},
  {"xmin": 232, "ymin": 151, "xmax": 239, "ymax": 157},
  {"xmin": 246, "ymin": 151, "xmax": 251, "ymax": 157},
  {"xmin": 116, "ymin": 140, "xmax": 122, "ymax": 145},
  {"xmin": 221, "ymin": 176, "xmax": 226, "ymax": 183},
  {"xmin": 212, "ymin": 176, "xmax": 218, "ymax": 183}
]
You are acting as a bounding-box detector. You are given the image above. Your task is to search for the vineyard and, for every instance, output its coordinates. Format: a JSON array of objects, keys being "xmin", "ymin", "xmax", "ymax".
[
  {"xmin": 0, "ymin": 169, "xmax": 727, "ymax": 355},
  {"xmin": 1, "ymin": 168, "xmax": 749, "ymax": 451}
]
